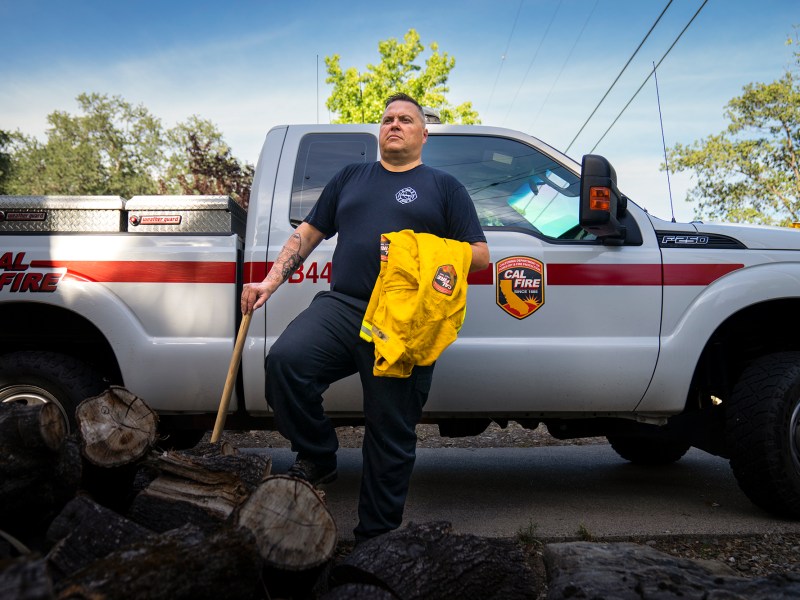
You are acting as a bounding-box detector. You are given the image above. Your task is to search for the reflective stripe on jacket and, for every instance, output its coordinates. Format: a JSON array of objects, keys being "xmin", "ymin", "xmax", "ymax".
[{"xmin": 360, "ymin": 229, "xmax": 473, "ymax": 378}]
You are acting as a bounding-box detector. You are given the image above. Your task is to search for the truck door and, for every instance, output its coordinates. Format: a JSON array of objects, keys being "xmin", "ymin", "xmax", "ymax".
[
  {"xmin": 250, "ymin": 127, "xmax": 380, "ymax": 414},
  {"xmin": 423, "ymin": 133, "xmax": 662, "ymax": 413}
]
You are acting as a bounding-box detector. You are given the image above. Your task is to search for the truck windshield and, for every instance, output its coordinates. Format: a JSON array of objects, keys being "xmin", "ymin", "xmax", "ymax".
[{"xmin": 423, "ymin": 135, "xmax": 589, "ymax": 240}]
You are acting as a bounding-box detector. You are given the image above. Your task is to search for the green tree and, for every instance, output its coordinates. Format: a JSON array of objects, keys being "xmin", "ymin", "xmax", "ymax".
[
  {"xmin": 5, "ymin": 94, "xmax": 253, "ymax": 206},
  {"xmin": 7, "ymin": 93, "xmax": 164, "ymax": 196},
  {"xmin": 325, "ymin": 29, "xmax": 480, "ymax": 125},
  {"xmin": 0, "ymin": 130, "xmax": 12, "ymax": 194},
  {"xmin": 667, "ymin": 39, "xmax": 800, "ymax": 225},
  {"xmin": 160, "ymin": 116, "xmax": 254, "ymax": 208}
]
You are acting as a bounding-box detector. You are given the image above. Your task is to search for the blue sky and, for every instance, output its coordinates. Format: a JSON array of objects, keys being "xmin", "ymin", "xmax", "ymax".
[{"xmin": 1, "ymin": 0, "xmax": 796, "ymax": 222}]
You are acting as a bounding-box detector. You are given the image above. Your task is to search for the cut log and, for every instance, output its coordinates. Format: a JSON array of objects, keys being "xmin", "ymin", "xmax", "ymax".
[
  {"xmin": 235, "ymin": 474, "xmax": 337, "ymax": 571},
  {"xmin": 0, "ymin": 556, "xmax": 54, "ymax": 600},
  {"xmin": 54, "ymin": 524, "xmax": 262, "ymax": 600},
  {"xmin": 75, "ymin": 386, "xmax": 158, "ymax": 467},
  {"xmin": 320, "ymin": 583, "xmax": 396, "ymax": 600},
  {"xmin": 331, "ymin": 521, "xmax": 538, "ymax": 600},
  {"xmin": 45, "ymin": 495, "xmax": 154, "ymax": 582},
  {"xmin": 128, "ymin": 446, "xmax": 271, "ymax": 532},
  {"xmin": 0, "ymin": 405, "xmax": 82, "ymax": 541},
  {"xmin": 0, "ymin": 401, "xmax": 66, "ymax": 451}
]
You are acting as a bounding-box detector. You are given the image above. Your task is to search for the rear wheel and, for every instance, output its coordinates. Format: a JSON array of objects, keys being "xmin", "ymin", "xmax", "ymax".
[
  {"xmin": 0, "ymin": 351, "xmax": 107, "ymax": 431},
  {"xmin": 726, "ymin": 352, "xmax": 800, "ymax": 518}
]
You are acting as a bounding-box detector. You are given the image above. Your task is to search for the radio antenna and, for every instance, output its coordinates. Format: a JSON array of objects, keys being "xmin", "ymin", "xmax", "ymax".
[{"xmin": 653, "ymin": 61, "xmax": 675, "ymax": 222}]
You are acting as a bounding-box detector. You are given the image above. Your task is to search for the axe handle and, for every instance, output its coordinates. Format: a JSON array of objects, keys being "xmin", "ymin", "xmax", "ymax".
[{"xmin": 211, "ymin": 312, "xmax": 252, "ymax": 443}]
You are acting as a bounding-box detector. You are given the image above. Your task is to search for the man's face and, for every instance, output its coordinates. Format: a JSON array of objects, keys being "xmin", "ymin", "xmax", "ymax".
[{"xmin": 379, "ymin": 100, "xmax": 428, "ymax": 165}]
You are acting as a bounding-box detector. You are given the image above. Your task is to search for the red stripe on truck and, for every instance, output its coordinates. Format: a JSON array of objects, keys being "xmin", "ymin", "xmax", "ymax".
[
  {"xmin": 547, "ymin": 263, "xmax": 743, "ymax": 286},
  {"xmin": 237, "ymin": 261, "xmax": 745, "ymax": 288},
  {"xmin": 30, "ymin": 260, "xmax": 236, "ymax": 283}
]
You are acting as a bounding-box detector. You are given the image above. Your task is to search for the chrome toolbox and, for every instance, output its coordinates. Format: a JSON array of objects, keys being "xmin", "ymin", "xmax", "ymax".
[
  {"xmin": 0, "ymin": 196, "xmax": 125, "ymax": 232},
  {"xmin": 125, "ymin": 195, "xmax": 246, "ymax": 237}
]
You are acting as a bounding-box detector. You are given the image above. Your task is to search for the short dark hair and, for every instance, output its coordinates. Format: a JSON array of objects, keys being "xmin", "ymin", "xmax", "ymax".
[{"xmin": 384, "ymin": 93, "xmax": 425, "ymax": 122}]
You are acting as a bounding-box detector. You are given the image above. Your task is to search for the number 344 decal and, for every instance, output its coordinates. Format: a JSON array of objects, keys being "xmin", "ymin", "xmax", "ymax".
[{"xmin": 287, "ymin": 261, "xmax": 332, "ymax": 284}]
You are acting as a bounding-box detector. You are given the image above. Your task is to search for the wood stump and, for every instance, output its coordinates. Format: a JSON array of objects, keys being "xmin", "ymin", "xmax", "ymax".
[
  {"xmin": 128, "ymin": 445, "xmax": 271, "ymax": 532},
  {"xmin": 236, "ymin": 475, "xmax": 337, "ymax": 571},
  {"xmin": 54, "ymin": 524, "xmax": 262, "ymax": 600},
  {"xmin": 0, "ymin": 400, "xmax": 66, "ymax": 451},
  {"xmin": 75, "ymin": 387, "xmax": 158, "ymax": 512},
  {"xmin": 0, "ymin": 556, "xmax": 53, "ymax": 600},
  {"xmin": 331, "ymin": 521, "xmax": 538, "ymax": 600},
  {"xmin": 45, "ymin": 495, "xmax": 154, "ymax": 582},
  {"xmin": 76, "ymin": 387, "xmax": 157, "ymax": 467},
  {"xmin": 0, "ymin": 403, "xmax": 82, "ymax": 539}
]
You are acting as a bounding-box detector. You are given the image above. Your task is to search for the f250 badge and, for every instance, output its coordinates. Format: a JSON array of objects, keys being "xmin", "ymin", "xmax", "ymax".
[{"xmin": 496, "ymin": 256, "xmax": 544, "ymax": 319}]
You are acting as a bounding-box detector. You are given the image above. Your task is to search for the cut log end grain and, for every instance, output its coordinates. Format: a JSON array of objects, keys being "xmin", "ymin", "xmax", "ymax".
[
  {"xmin": 76, "ymin": 387, "xmax": 158, "ymax": 467},
  {"xmin": 36, "ymin": 402, "xmax": 68, "ymax": 450},
  {"xmin": 0, "ymin": 401, "xmax": 66, "ymax": 451},
  {"xmin": 236, "ymin": 475, "xmax": 337, "ymax": 571}
]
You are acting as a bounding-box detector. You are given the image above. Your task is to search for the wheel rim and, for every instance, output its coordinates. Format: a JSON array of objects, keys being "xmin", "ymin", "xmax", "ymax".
[
  {"xmin": 0, "ymin": 384, "xmax": 71, "ymax": 431},
  {"xmin": 791, "ymin": 398, "xmax": 800, "ymax": 474}
]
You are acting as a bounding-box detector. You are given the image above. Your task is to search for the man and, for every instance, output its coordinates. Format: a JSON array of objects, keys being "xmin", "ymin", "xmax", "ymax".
[{"xmin": 241, "ymin": 93, "xmax": 489, "ymax": 542}]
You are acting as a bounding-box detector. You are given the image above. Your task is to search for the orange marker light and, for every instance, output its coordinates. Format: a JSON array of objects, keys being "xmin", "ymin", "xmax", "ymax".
[{"xmin": 589, "ymin": 187, "xmax": 611, "ymax": 212}]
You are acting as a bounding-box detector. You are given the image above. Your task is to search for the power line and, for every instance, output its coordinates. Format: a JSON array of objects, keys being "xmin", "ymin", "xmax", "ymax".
[
  {"xmin": 590, "ymin": 0, "xmax": 710, "ymax": 153},
  {"xmin": 486, "ymin": 0, "xmax": 524, "ymax": 117},
  {"xmin": 529, "ymin": 0, "xmax": 600, "ymax": 131},
  {"xmin": 564, "ymin": 0, "xmax": 674, "ymax": 153},
  {"xmin": 502, "ymin": 0, "xmax": 564, "ymax": 126}
]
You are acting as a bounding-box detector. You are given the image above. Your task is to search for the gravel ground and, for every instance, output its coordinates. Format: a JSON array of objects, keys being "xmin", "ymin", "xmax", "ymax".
[{"xmin": 218, "ymin": 421, "xmax": 800, "ymax": 581}]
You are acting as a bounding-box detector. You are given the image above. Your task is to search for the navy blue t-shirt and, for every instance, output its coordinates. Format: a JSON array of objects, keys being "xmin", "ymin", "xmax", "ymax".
[{"xmin": 304, "ymin": 162, "xmax": 486, "ymax": 301}]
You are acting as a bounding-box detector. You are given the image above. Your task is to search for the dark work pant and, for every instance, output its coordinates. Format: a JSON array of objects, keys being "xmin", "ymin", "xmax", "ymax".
[{"xmin": 265, "ymin": 291, "xmax": 433, "ymax": 540}]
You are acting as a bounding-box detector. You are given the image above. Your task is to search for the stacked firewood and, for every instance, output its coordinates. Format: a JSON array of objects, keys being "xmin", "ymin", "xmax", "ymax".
[
  {"xmin": 0, "ymin": 387, "xmax": 536, "ymax": 600},
  {"xmin": 0, "ymin": 387, "xmax": 337, "ymax": 600}
]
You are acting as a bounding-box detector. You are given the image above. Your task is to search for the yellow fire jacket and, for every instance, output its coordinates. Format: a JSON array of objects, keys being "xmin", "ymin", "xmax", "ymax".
[{"xmin": 359, "ymin": 229, "xmax": 473, "ymax": 378}]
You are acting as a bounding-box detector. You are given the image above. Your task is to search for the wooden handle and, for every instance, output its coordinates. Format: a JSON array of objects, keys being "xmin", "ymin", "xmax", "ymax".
[{"xmin": 211, "ymin": 312, "xmax": 252, "ymax": 443}]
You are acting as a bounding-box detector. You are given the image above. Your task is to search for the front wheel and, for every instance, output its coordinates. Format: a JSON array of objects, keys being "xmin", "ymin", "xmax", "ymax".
[
  {"xmin": 726, "ymin": 352, "xmax": 800, "ymax": 518},
  {"xmin": 0, "ymin": 351, "xmax": 107, "ymax": 431}
]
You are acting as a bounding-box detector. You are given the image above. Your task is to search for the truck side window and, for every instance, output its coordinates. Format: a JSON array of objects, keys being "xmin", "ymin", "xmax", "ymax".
[
  {"xmin": 290, "ymin": 133, "xmax": 378, "ymax": 223},
  {"xmin": 423, "ymin": 135, "xmax": 593, "ymax": 241}
]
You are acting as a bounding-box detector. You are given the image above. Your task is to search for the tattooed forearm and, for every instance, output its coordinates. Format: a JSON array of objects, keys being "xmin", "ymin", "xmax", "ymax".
[{"xmin": 267, "ymin": 232, "xmax": 304, "ymax": 284}]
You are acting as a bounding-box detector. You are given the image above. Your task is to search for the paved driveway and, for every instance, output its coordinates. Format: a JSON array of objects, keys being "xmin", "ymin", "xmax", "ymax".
[{"xmin": 244, "ymin": 444, "xmax": 800, "ymax": 540}]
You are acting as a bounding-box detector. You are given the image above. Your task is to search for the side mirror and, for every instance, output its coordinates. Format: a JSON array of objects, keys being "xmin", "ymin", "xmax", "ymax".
[{"xmin": 579, "ymin": 154, "xmax": 627, "ymax": 244}]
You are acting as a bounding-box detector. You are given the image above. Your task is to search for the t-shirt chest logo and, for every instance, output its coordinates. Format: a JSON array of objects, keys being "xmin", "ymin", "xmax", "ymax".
[{"xmin": 395, "ymin": 187, "xmax": 418, "ymax": 204}]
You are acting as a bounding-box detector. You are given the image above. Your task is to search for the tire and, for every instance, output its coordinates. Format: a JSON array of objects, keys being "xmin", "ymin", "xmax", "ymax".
[
  {"xmin": 0, "ymin": 351, "xmax": 107, "ymax": 431},
  {"xmin": 726, "ymin": 351, "xmax": 800, "ymax": 518},
  {"xmin": 608, "ymin": 430, "xmax": 691, "ymax": 466}
]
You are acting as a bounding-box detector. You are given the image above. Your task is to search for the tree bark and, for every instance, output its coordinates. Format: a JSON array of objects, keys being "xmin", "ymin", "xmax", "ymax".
[
  {"xmin": 75, "ymin": 387, "xmax": 158, "ymax": 467},
  {"xmin": 331, "ymin": 521, "xmax": 538, "ymax": 600},
  {"xmin": 54, "ymin": 524, "xmax": 262, "ymax": 600},
  {"xmin": 0, "ymin": 556, "xmax": 54, "ymax": 600},
  {"xmin": 0, "ymin": 401, "xmax": 65, "ymax": 451},
  {"xmin": 45, "ymin": 495, "xmax": 154, "ymax": 582},
  {"xmin": 128, "ymin": 446, "xmax": 271, "ymax": 532},
  {"xmin": 235, "ymin": 475, "xmax": 337, "ymax": 571},
  {"xmin": 0, "ymin": 403, "xmax": 82, "ymax": 540}
]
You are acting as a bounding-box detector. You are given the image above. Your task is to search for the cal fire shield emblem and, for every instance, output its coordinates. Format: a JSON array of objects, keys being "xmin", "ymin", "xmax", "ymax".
[
  {"xmin": 432, "ymin": 264, "xmax": 456, "ymax": 296},
  {"xmin": 496, "ymin": 256, "xmax": 544, "ymax": 319}
]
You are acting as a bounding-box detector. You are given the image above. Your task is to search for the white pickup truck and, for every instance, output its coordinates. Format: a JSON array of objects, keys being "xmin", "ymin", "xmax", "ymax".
[{"xmin": 2, "ymin": 123, "xmax": 800, "ymax": 518}]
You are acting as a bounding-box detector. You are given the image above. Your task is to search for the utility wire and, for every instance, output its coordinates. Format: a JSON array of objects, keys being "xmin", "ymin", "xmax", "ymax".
[
  {"xmin": 590, "ymin": 0, "xmax": 709, "ymax": 153},
  {"xmin": 486, "ymin": 0, "xmax": 524, "ymax": 117},
  {"xmin": 565, "ymin": 0, "xmax": 674, "ymax": 153},
  {"xmin": 502, "ymin": 0, "xmax": 564, "ymax": 125},
  {"xmin": 529, "ymin": 0, "xmax": 600, "ymax": 131}
]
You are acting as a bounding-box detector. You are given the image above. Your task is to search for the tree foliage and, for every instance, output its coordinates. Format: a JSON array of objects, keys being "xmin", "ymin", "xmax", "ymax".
[
  {"xmin": 5, "ymin": 93, "xmax": 253, "ymax": 207},
  {"xmin": 159, "ymin": 116, "xmax": 254, "ymax": 208},
  {"xmin": 667, "ymin": 39, "xmax": 800, "ymax": 225},
  {"xmin": 325, "ymin": 29, "xmax": 480, "ymax": 125},
  {"xmin": 0, "ymin": 130, "xmax": 12, "ymax": 195}
]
